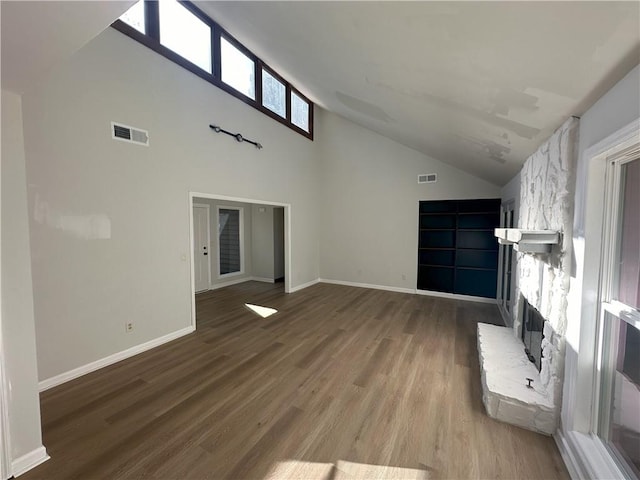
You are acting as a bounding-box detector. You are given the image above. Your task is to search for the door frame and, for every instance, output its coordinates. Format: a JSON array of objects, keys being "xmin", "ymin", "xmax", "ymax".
[
  {"xmin": 192, "ymin": 202, "xmax": 212, "ymax": 293},
  {"xmin": 0, "ymin": 342, "xmax": 11, "ymax": 480},
  {"xmin": 0, "ymin": 248, "xmax": 11, "ymax": 479},
  {"xmin": 496, "ymin": 199, "xmax": 515, "ymax": 325},
  {"xmin": 188, "ymin": 192, "xmax": 292, "ymax": 329}
]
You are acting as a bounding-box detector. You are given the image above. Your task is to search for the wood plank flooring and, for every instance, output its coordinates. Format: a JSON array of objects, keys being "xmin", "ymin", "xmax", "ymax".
[{"xmin": 22, "ymin": 282, "xmax": 570, "ymax": 479}]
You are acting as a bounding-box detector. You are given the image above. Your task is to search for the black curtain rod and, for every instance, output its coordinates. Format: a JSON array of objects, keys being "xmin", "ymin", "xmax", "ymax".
[{"xmin": 209, "ymin": 124, "xmax": 263, "ymax": 149}]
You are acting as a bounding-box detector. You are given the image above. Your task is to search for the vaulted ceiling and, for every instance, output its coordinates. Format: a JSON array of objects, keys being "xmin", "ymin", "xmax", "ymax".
[
  {"xmin": 197, "ymin": 1, "xmax": 640, "ymax": 185},
  {"xmin": 2, "ymin": 1, "xmax": 639, "ymax": 186}
]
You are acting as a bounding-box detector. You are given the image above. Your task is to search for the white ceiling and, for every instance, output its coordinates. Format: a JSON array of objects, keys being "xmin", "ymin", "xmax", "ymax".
[
  {"xmin": 1, "ymin": 1, "xmax": 134, "ymax": 94},
  {"xmin": 197, "ymin": 1, "xmax": 640, "ymax": 185},
  {"xmin": 2, "ymin": 1, "xmax": 639, "ymax": 186}
]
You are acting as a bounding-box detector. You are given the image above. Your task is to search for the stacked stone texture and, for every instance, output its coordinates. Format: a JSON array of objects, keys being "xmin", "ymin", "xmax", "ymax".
[{"xmin": 515, "ymin": 117, "xmax": 579, "ymax": 429}]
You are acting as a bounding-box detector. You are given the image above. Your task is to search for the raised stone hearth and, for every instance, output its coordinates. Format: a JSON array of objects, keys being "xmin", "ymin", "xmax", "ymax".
[{"xmin": 478, "ymin": 323, "xmax": 555, "ymax": 435}]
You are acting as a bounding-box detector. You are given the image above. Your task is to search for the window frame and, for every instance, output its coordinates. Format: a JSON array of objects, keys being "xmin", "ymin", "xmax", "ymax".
[
  {"xmin": 260, "ymin": 64, "xmax": 287, "ymax": 119},
  {"xmin": 112, "ymin": 0, "xmax": 313, "ymax": 140},
  {"xmin": 157, "ymin": 0, "xmax": 213, "ymax": 74},
  {"xmin": 290, "ymin": 85, "xmax": 312, "ymax": 134},
  {"xmin": 555, "ymin": 119, "xmax": 639, "ymax": 480},
  {"xmin": 216, "ymin": 205, "xmax": 244, "ymax": 279},
  {"xmin": 592, "ymin": 154, "xmax": 640, "ymax": 477},
  {"xmin": 219, "ymin": 33, "xmax": 257, "ymax": 101},
  {"xmin": 496, "ymin": 200, "xmax": 515, "ymax": 325}
]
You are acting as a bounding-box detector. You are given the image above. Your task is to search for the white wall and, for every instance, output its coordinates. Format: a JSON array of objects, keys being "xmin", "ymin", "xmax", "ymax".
[
  {"xmin": 251, "ymin": 204, "xmax": 275, "ymax": 281},
  {"xmin": 1, "ymin": 91, "xmax": 45, "ymax": 466},
  {"xmin": 194, "ymin": 198, "xmax": 253, "ymax": 287},
  {"xmin": 21, "ymin": 28, "xmax": 321, "ymax": 382},
  {"xmin": 317, "ymin": 111, "xmax": 501, "ymax": 290}
]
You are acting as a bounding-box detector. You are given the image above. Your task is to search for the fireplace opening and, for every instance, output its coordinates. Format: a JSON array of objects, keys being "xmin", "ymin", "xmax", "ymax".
[{"xmin": 522, "ymin": 299, "xmax": 545, "ymax": 371}]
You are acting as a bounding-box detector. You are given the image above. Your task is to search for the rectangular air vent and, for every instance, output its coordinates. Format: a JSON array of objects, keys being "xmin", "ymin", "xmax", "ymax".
[
  {"xmin": 418, "ymin": 173, "xmax": 437, "ymax": 184},
  {"xmin": 111, "ymin": 122, "xmax": 149, "ymax": 146}
]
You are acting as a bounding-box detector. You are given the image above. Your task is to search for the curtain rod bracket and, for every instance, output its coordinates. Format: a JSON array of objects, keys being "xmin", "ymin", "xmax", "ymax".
[{"xmin": 209, "ymin": 124, "xmax": 263, "ymax": 149}]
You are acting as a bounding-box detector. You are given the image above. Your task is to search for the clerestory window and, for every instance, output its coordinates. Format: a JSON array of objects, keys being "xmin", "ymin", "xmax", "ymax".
[{"xmin": 115, "ymin": 0, "xmax": 313, "ymax": 139}]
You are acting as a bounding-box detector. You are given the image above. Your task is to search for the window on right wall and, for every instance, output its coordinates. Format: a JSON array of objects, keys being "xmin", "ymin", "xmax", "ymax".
[{"xmin": 595, "ymin": 156, "xmax": 640, "ymax": 478}]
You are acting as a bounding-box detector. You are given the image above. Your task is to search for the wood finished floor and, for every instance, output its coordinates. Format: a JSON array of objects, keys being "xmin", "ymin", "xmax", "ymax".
[{"xmin": 23, "ymin": 282, "xmax": 569, "ymax": 480}]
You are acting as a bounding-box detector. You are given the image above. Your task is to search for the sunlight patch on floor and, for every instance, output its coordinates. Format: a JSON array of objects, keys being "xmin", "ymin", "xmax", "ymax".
[
  {"xmin": 245, "ymin": 303, "xmax": 278, "ymax": 318},
  {"xmin": 263, "ymin": 460, "xmax": 334, "ymax": 480},
  {"xmin": 263, "ymin": 459, "xmax": 429, "ymax": 480},
  {"xmin": 335, "ymin": 460, "xmax": 429, "ymax": 479}
]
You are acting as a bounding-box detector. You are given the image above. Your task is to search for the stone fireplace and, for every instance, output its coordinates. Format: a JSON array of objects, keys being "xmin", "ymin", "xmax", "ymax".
[{"xmin": 478, "ymin": 117, "xmax": 579, "ymax": 435}]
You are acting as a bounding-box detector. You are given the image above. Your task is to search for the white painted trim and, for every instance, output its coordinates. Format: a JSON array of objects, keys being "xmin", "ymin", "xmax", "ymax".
[
  {"xmin": 192, "ymin": 203, "xmax": 211, "ymax": 293},
  {"xmin": 252, "ymin": 277, "xmax": 275, "ymax": 284},
  {"xmin": 584, "ymin": 118, "xmax": 640, "ymax": 161},
  {"xmin": 320, "ymin": 278, "xmax": 414, "ymax": 295},
  {"xmin": 555, "ymin": 429, "xmax": 627, "ymax": 480},
  {"xmin": 11, "ymin": 446, "xmax": 49, "ymax": 477},
  {"xmin": 0, "ymin": 341, "xmax": 10, "ymax": 480},
  {"xmin": 38, "ymin": 326, "xmax": 194, "ymax": 391},
  {"xmin": 288, "ymin": 278, "xmax": 320, "ymax": 293},
  {"xmin": 414, "ymin": 288, "xmax": 499, "ymax": 304},
  {"xmin": 0, "ymin": 179, "xmax": 8, "ymax": 480},
  {"xmin": 189, "ymin": 195, "xmax": 197, "ymax": 329},
  {"xmin": 554, "ymin": 430, "xmax": 584, "ymax": 480}
]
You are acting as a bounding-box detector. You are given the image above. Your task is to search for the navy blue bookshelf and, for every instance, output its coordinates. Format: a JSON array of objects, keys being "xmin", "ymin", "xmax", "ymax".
[{"xmin": 417, "ymin": 198, "xmax": 500, "ymax": 298}]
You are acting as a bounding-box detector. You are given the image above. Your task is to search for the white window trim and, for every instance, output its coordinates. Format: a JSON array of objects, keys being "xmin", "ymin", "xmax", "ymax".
[
  {"xmin": 215, "ymin": 205, "xmax": 244, "ymax": 279},
  {"xmin": 558, "ymin": 118, "xmax": 639, "ymax": 480},
  {"xmin": 591, "ymin": 152, "xmax": 640, "ymax": 478}
]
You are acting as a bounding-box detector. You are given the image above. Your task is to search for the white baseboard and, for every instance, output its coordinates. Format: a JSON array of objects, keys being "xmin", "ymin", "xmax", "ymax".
[
  {"xmin": 554, "ymin": 430, "xmax": 582, "ymax": 480},
  {"xmin": 415, "ymin": 288, "xmax": 498, "ymax": 304},
  {"xmin": 38, "ymin": 326, "xmax": 195, "ymax": 392},
  {"xmin": 12, "ymin": 446, "xmax": 49, "ymax": 477},
  {"xmin": 319, "ymin": 278, "xmax": 415, "ymax": 295},
  {"xmin": 317, "ymin": 279, "xmax": 498, "ymax": 303},
  {"xmin": 288, "ymin": 278, "xmax": 320, "ymax": 293},
  {"xmin": 251, "ymin": 276, "xmax": 275, "ymax": 284},
  {"xmin": 209, "ymin": 276, "xmax": 254, "ymax": 290}
]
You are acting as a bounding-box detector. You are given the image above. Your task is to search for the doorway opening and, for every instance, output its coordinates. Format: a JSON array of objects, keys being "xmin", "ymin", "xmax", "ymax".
[{"xmin": 189, "ymin": 193, "xmax": 290, "ymax": 329}]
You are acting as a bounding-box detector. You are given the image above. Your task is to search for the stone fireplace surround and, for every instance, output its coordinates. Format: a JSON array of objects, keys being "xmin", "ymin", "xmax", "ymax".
[{"xmin": 478, "ymin": 117, "xmax": 579, "ymax": 435}]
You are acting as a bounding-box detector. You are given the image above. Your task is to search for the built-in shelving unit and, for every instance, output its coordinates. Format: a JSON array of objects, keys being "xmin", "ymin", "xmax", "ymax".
[{"xmin": 418, "ymin": 199, "xmax": 501, "ymax": 298}]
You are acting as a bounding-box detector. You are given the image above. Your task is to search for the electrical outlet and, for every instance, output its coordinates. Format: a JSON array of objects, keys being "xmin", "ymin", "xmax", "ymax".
[{"xmin": 125, "ymin": 322, "xmax": 134, "ymax": 333}]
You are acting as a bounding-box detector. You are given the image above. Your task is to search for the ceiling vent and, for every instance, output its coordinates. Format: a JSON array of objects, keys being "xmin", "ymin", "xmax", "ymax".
[
  {"xmin": 418, "ymin": 173, "xmax": 437, "ymax": 184},
  {"xmin": 111, "ymin": 122, "xmax": 149, "ymax": 146}
]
